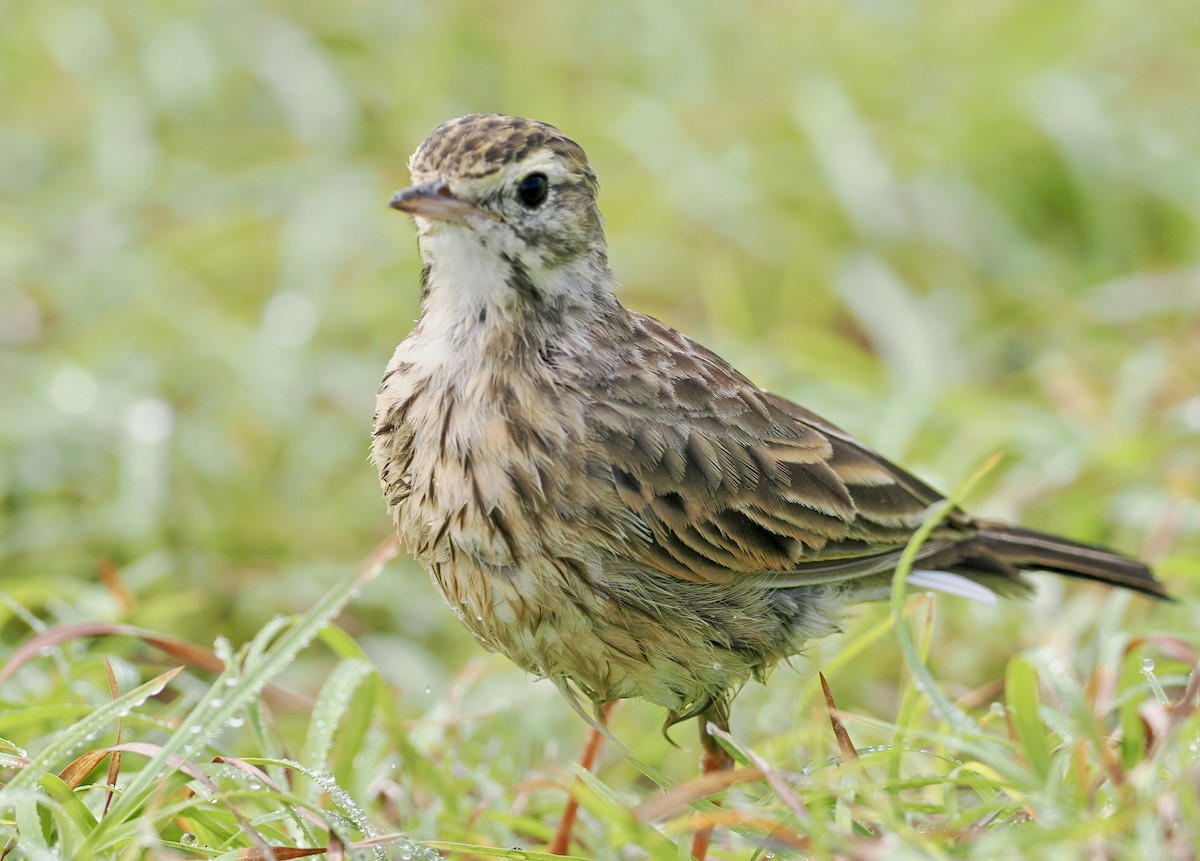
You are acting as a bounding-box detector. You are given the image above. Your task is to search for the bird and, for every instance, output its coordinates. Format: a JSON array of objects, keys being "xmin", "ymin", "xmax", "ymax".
[{"xmin": 371, "ymin": 113, "xmax": 1169, "ymax": 857}]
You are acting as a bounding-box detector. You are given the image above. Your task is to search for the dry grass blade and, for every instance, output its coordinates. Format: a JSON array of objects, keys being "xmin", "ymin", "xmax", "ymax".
[
  {"xmin": 0, "ymin": 622, "xmax": 312, "ymax": 707},
  {"xmin": 236, "ymin": 833, "xmax": 427, "ymax": 860},
  {"xmin": 634, "ymin": 767, "xmax": 761, "ymax": 822},
  {"xmin": 235, "ymin": 842, "xmax": 342, "ymax": 861},
  {"xmin": 684, "ymin": 809, "xmax": 811, "ymax": 850},
  {"xmin": 102, "ymin": 658, "xmax": 122, "ymax": 818},
  {"xmin": 820, "ymin": 672, "xmax": 858, "ymax": 762},
  {"xmin": 57, "ymin": 749, "xmax": 113, "ymax": 789},
  {"xmin": 96, "ymin": 559, "xmax": 135, "ymax": 611},
  {"xmin": 0, "ymin": 622, "xmax": 223, "ymax": 686}
]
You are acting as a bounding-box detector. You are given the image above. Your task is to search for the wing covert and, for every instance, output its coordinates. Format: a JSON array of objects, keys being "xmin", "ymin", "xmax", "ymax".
[{"xmin": 585, "ymin": 314, "xmax": 976, "ymax": 586}]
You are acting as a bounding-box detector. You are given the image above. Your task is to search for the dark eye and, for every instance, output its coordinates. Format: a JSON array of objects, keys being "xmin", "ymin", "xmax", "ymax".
[{"xmin": 516, "ymin": 173, "xmax": 549, "ymax": 207}]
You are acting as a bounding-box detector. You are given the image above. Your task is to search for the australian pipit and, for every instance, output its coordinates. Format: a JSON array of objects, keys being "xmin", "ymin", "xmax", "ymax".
[{"xmin": 372, "ymin": 114, "xmax": 1169, "ymax": 854}]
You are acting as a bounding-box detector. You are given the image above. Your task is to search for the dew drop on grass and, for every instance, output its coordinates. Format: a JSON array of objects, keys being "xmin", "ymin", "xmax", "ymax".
[
  {"xmin": 214, "ymin": 635, "xmax": 234, "ymax": 664},
  {"xmin": 308, "ymin": 767, "xmax": 378, "ymax": 841},
  {"xmin": 989, "ymin": 702, "xmax": 1006, "ymax": 718},
  {"xmin": 226, "ymin": 716, "xmax": 246, "ymax": 728},
  {"xmin": 1141, "ymin": 656, "xmax": 1170, "ymax": 704},
  {"xmin": 180, "ymin": 833, "xmax": 198, "ymax": 846},
  {"xmin": 210, "ymin": 698, "xmax": 222, "ymax": 708}
]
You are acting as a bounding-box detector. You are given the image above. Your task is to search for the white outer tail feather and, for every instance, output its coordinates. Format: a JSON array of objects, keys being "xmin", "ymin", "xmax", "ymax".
[{"xmin": 908, "ymin": 570, "xmax": 999, "ymax": 605}]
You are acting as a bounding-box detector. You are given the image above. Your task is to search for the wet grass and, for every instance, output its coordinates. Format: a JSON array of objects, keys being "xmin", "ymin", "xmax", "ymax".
[{"xmin": 1, "ymin": 532, "xmax": 1196, "ymax": 859}]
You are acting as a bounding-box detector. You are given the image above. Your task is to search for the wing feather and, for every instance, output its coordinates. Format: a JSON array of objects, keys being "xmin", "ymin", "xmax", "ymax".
[{"xmin": 586, "ymin": 313, "xmax": 977, "ymax": 587}]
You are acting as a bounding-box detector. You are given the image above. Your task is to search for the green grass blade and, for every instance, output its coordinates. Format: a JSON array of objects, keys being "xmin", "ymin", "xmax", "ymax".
[
  {"xmin": 298, "ymin": 657, "xmax": 375, "ymax": 803},
  {"xmin": 888, "ymin": 454, "xmax": 1002, "ymax": 739},
  {"xmin": 80, "ymin": 538, "xmax": 397, "ymax": 853},
  {"xmin": 1005, "ymin": 655, "xmax": 1052, "ymax": 781},
  {"xmin": 38, "ymin": 772, "xmax": 97, "ymax": 847}
]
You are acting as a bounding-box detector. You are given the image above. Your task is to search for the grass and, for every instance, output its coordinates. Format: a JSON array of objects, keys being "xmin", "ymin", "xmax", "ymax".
[
  {"xmin": 1, "ymin": 524, "xmax": 1196, "ymax": 859},
  {"xmin": 2, "ymin": 0, "xmax": 1198, "ymax": 857}
]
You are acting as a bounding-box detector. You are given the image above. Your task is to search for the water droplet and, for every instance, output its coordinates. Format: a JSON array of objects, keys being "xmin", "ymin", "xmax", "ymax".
[
  {"xmin": 989, "ymin": 702, "xmax": 1006, "ymax": 718},
  {"xmin": 210, "ymin": 698, "xmax": 222, "ymax": 708},
  {"xmin": 424, "ymin": 686, "xmax": 432, "ymax": 695},
  {"xmin": 226, "ymin": 716, "xmax": 245, "ymax": 728},
  {"xmin": 214, "ymin": 636, "xmax": 234, "ymax": 662},
  {"xmin": 180, "ymin": 832, "xmax": 198, "ymax": 846},
  {"xmin": 224, "ymin": 677, "xmax": 237, "ymax": 687},
  {"xmin": 189, "ymin": 725, "xmax": 203, "ymax": 735},
  {"xmin": 1141, "ymin": 657, "xmax": 1156, "ymax": 672},
  {"xmin": 711, "ymin": 662, "xmax": 723, "ymax": 671}
]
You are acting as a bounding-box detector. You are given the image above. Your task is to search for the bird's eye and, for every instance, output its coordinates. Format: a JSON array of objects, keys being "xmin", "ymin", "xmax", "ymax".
[{"xmin": 516, "ymin": 173, "xmax": 549, "ymax": 208}]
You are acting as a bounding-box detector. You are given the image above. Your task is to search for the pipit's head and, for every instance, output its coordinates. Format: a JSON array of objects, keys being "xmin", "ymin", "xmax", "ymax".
[{"xmin": 391, "ymin": 114, "xmax": 609, "ymax": 316}]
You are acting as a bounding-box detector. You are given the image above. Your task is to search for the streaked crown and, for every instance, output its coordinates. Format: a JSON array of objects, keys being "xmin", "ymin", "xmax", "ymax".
[{"xmin": 409, "ymin": 114, "xmax": 596, "ymax": 191}]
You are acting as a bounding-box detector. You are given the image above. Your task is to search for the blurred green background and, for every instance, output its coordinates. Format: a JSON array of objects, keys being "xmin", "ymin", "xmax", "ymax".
[{"xmin": 2, "ymin": 0, "xmax": 1197, "ymax": 744}]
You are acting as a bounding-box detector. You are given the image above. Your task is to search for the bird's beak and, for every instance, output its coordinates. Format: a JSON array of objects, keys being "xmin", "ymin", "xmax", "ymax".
[{"xmin": 389, "ymin": 179, "xmax": 490, "ymax": 223}]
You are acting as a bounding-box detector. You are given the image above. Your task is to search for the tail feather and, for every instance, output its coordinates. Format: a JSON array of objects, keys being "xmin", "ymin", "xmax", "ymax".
[{"xmin": 975, "ymin": 521, "xmax": 1171, "ymax": 601}]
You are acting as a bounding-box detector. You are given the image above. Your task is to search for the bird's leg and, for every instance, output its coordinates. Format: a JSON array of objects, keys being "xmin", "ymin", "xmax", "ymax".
[
  {"xmin": 549, "ymin": 701, "xmax": 616, "ymax": 855},
  {"xmin": 690, "ymin": 702, "xmax": 734, "ymax": 861}
]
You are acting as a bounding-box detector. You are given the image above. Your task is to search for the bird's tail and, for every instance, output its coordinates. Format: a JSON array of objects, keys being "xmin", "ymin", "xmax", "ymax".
[{"xmin": 975, "ymin": 521, "xmax": 1171, "ymax": 601}]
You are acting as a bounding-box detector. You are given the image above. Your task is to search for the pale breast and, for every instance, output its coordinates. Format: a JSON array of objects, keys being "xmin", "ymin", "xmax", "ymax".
[{"xmin": 372, "ymin": 328, "xmax": 596, "ymax": 614}]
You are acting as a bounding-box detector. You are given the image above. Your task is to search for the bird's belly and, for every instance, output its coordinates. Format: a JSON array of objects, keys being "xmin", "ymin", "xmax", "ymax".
[{"xmin": 418, "ymin": 547, "xmax": 772, "ymax": 716}]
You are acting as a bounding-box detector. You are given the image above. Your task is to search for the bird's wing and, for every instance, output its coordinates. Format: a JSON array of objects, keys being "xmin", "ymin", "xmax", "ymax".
[{"xmin": 585, "ymin": 314, "xmax": 979, "ymax": 587}]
